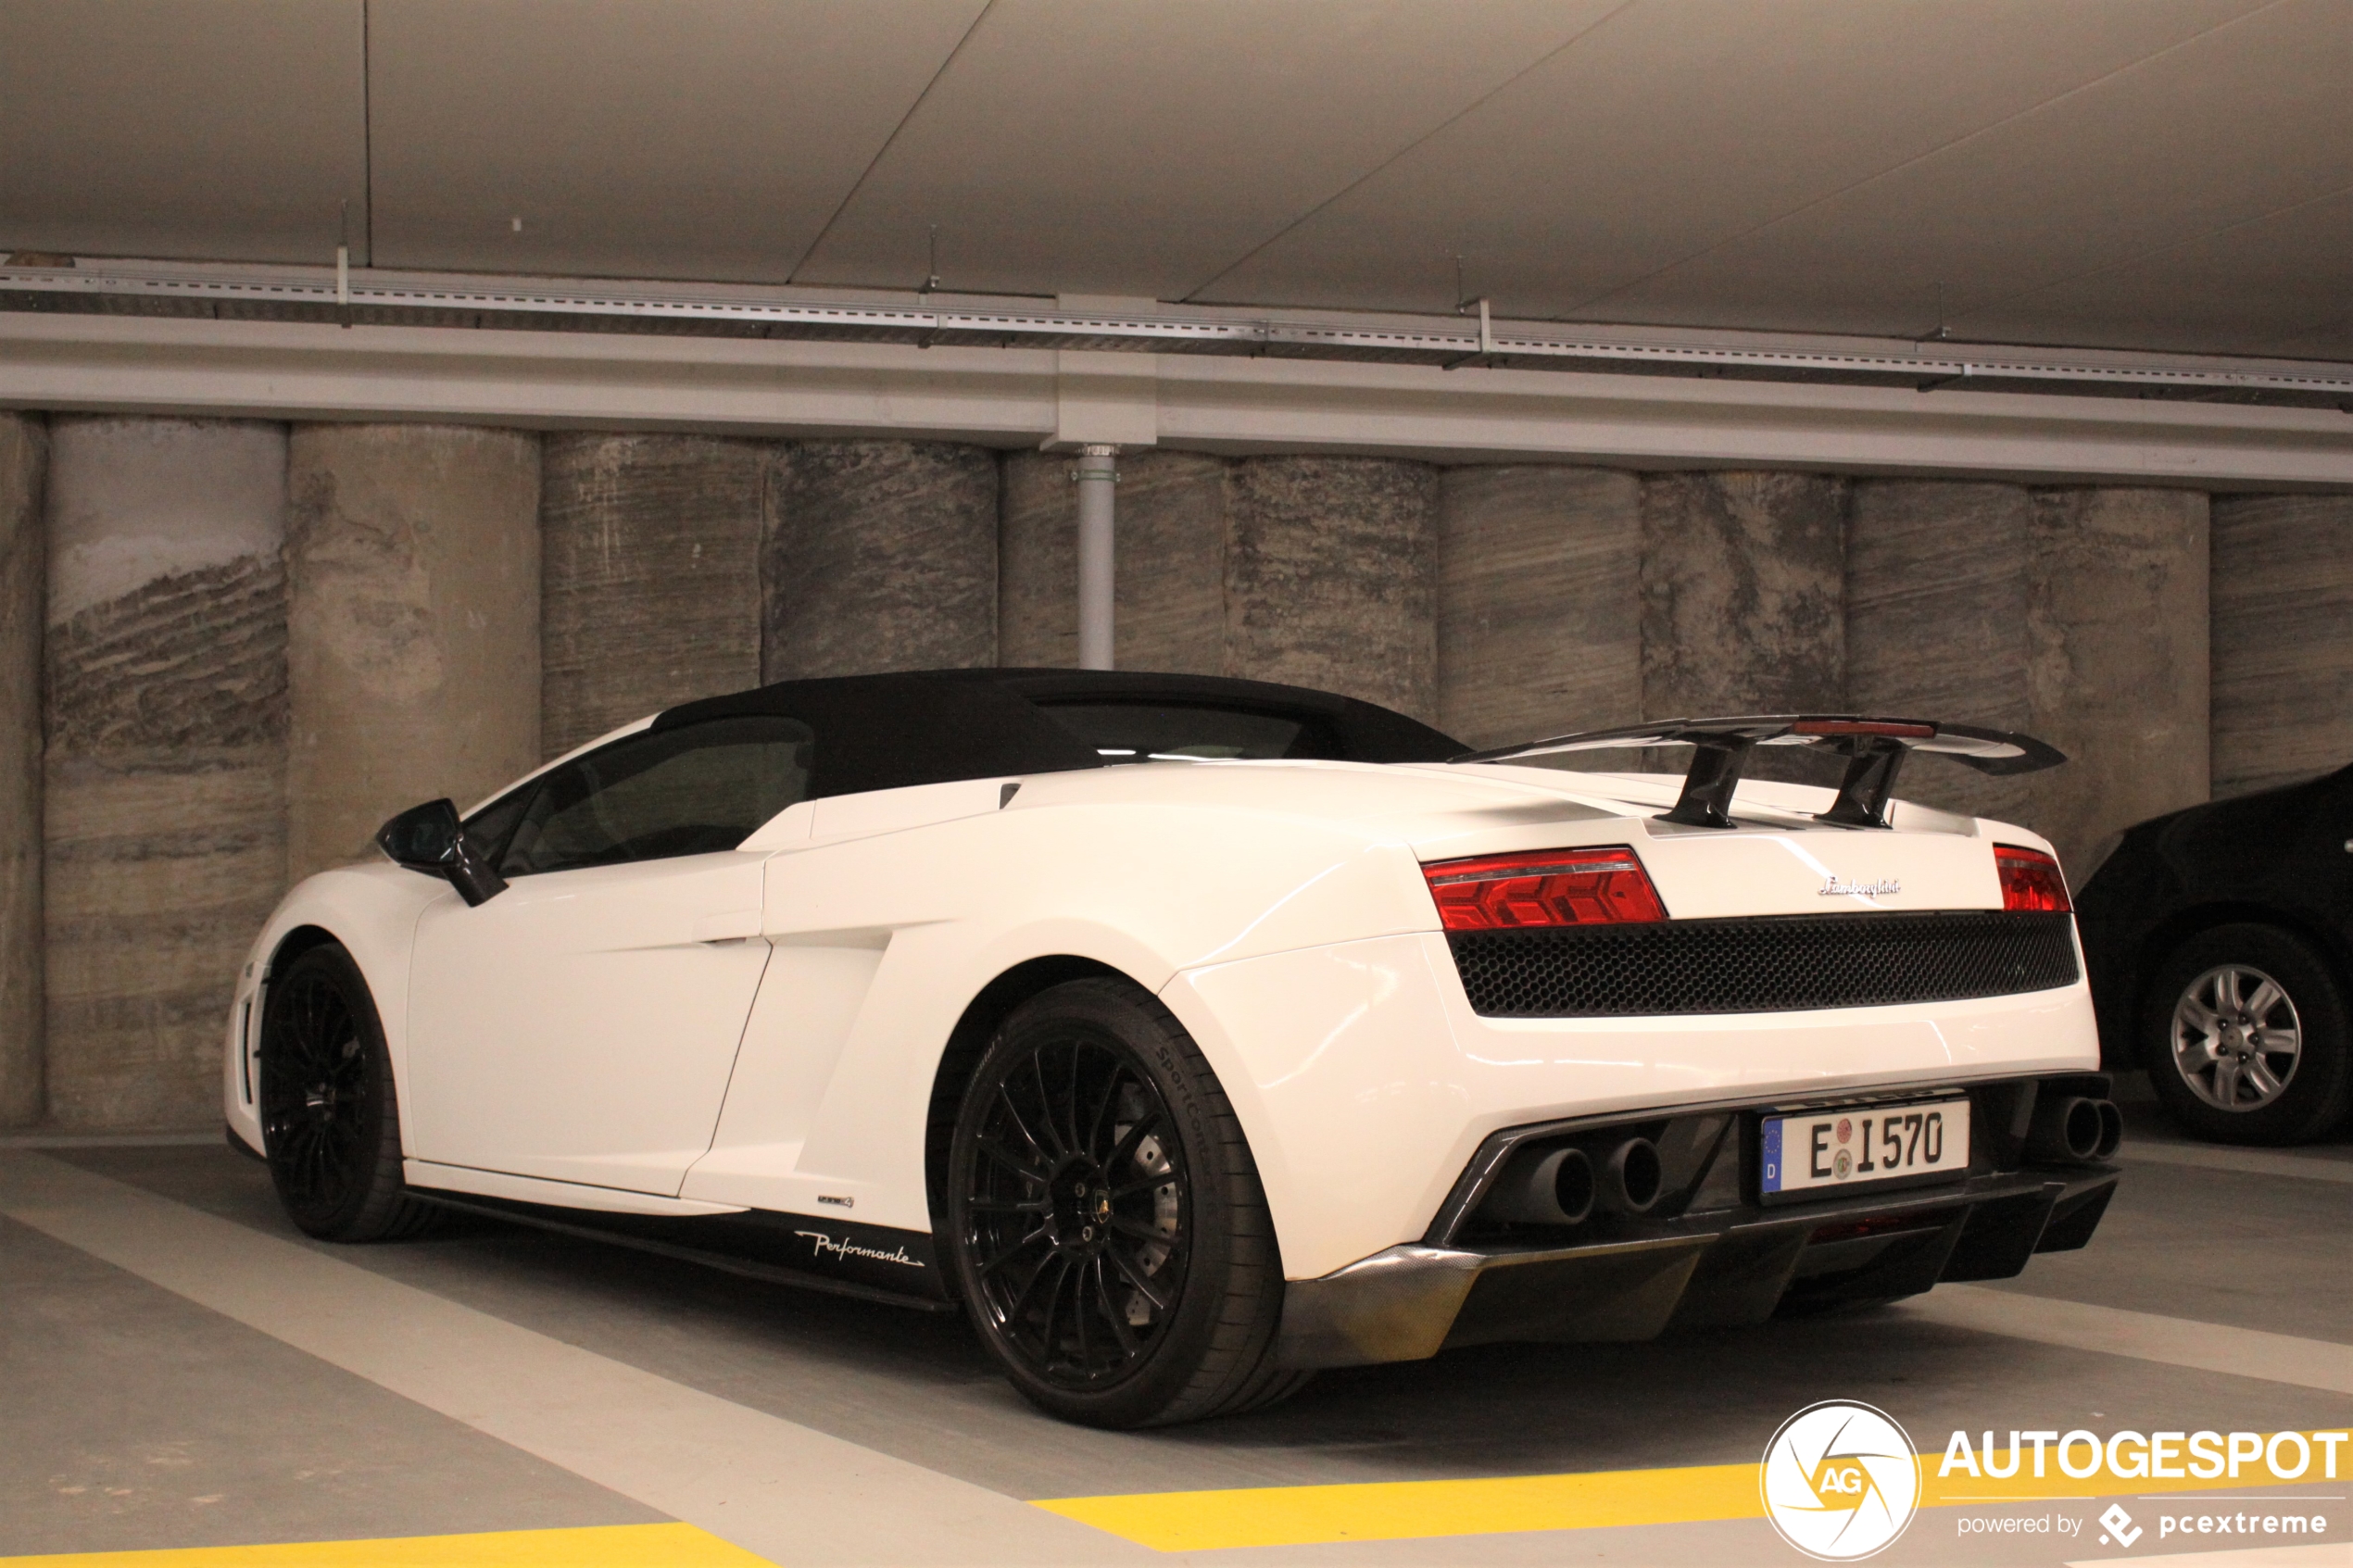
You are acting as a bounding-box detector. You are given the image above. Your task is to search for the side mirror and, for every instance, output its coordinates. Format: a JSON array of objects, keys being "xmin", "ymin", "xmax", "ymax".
[{"xmin": 374, "ymin": 798, "xmax": 508, "ymax": 908}]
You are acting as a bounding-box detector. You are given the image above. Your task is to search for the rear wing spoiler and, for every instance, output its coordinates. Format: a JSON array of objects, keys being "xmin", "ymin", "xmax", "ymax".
[{"xmin": 1451, "ymin": 716, "xmax": 2065, "ymax": 830}]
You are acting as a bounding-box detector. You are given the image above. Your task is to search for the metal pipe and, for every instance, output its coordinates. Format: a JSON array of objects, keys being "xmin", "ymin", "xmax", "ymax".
[
  {"xmin": 1075, "ymin": 444, "xmax": 1116, "ymax": 670},
  {"xmin": 2025, "ymin": 1096, "xmax": 2115, "ymax": 1163},
  {"xmin": 4, "ymin": 257, "xmax": 2342, "ymax": 405},
  {"xmin": 1599, "ymin": 1137, "xmax": 1663, "ymax": 1214},
  {"xmin": 1480, "ymin": 1145, "xmax": 1595, "ymax": 1226}
]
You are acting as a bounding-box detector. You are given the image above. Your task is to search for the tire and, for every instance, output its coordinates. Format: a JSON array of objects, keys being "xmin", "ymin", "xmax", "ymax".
[
  {"xmin": 944, "ymin": 978, "xmax": 1305, "ymax": 1427},
  {"xmin": 2139, "ymin": 923, "xmax": 2352, "ymax": 1147},
  {"xmin": 257, "ymin": 943, "xmax": 438, "ymax": 1241}
]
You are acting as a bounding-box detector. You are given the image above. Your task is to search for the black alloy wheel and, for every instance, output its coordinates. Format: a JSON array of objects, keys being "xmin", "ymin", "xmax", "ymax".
[
  {"xmin": 964, "ymin": 1029, "xmax": 1189, "ymax": 1386},
  {"xmin": 946, "ymin": 979, "xmax": 1306, "ymax": 1427},
  {"xmin": 2141, "ymin": 923, "xmax": 2352, "ymax": 1147},
  {"xmin": 258, "ymin": 943, "xmax": 436, "ymax": 1241}
]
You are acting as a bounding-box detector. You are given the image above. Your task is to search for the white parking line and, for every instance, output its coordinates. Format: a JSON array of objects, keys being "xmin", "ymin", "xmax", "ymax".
[
  {"xmin": 2125, "ymin": 1141, "xmax": 2353, "ymax": 1185},
  {"xmin": 0, "ymin": 1152, "xmax": 1150, "ymax": 1568},
  {"xmin": 1902, "ymin": 1285, "xmax": 2353, "ymax": 1396}
]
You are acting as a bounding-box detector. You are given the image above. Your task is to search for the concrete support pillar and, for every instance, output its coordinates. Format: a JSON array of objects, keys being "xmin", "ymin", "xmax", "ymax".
[
  {"xmin": 2210, "ymin": 494, "xmax": 2353, "ymax": 798},
  {"xmin": 286, "ymin": 425, "xmax": 540, "ymax": 884},
  {"xmin": 0, "ymin": 415, "xmax": 44, "ymax": 1127},
  {"xmin": 999, "ymin": 449, "xmax": 1227, "ymax": 674},
  {"xmin": 1225, "ymin": 456, "xmax": 1439, "ymax": 721},
  {"xmin": 1073, "ymin": 446, "xmax": 1117, "ymax": 670},
  {"xmin": 541, "ymin": 433, "xmax": 763, "ymax": 758},
  {"xmin": 1845, "ymin": 481, "xmax": 2033, "ymax": 823},
  {"xmin": 1640, "ymin": 472, "xmax": 1846, "ymax": 781},
  {"xmin": 2026, "ymin": 488, "xmax": 2209, "ymax": 871},
  {"xmin": 761, "ymin": 441, "xmax": 998, "ymax": 682},
  {"xmin": 1437, "ymin": 466, "xmax": 1641, "ymax": 750},
  {"xmin": 43, "ymin": 418, "xmax": 287, "ymax": 1129}
]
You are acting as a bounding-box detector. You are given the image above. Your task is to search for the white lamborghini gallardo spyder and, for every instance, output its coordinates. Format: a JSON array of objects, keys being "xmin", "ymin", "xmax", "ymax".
[{"xmin": 225, "ymin": 669, "xmax": 2120, "ymax": 1427}]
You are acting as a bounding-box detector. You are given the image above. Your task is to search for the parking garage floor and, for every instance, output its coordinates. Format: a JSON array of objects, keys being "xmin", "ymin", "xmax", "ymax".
[{"xmin": 5, "ymin": 1087, "xmax": 2347, "ymax": 1568}]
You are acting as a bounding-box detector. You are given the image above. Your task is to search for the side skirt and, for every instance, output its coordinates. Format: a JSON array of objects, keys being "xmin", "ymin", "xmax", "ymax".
[{"xmin": 408, "ymin": 1188, "xmax": 958, "ymax": 1313}]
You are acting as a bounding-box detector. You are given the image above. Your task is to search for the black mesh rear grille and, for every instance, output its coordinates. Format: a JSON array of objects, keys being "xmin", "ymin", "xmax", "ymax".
[{"xmin": 1448, "ymin": 911, "xmax": 2079, "ymax": 1018}]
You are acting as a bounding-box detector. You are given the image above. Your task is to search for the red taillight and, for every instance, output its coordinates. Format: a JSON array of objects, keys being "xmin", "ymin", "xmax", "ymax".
[
  {"xmin": 1791, "ymin": 719, "xmax": 1936, "ymax": 739},
  {"xmin": 1995, "ymin": 845, "xmax": 2070, "ymax": 913},
  {"xmin": 1423, "ymin": 847, "xmax": 1667, "ymax": 932}
]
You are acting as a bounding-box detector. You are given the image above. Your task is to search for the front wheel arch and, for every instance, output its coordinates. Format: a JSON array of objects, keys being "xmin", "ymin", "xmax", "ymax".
[
  {"xmin": 2133, "ymin": 902, "xmax": 2353, "ymax": 1018},
  {"xmin": 265, "ymin": 922, "xmax": 346, "ymax": 980}
]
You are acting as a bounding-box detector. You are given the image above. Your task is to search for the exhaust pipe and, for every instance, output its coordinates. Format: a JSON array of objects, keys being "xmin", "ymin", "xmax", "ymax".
[
  {"xmin": 2094, "ymin": 1099, "xmax": 2123, "ymax": 1160},
  {"xmin": 2027, "ymin": 1096, "xmax": 2119, "ymax": 1164},
  {"xmin": 1484, "ymin": 1135, "xmax": 1668, "ymax": 1224},
  {"xmin": 1598, "ymin": 1136, "xmax": 1662, "ymax": 1215},
  {"xmin": 1484, "ymin": 1146, "xmax": 1597, "ymax": 1226}
]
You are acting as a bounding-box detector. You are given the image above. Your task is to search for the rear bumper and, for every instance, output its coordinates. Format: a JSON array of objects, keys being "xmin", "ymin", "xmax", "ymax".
[
  {"xmin": 1276, "ymin": 1079, "xmax": 2119, "ymax": 1370},
  {"xmin": 1166, "ymin": 931, "xmax": 2100, "ymax": 1281}
]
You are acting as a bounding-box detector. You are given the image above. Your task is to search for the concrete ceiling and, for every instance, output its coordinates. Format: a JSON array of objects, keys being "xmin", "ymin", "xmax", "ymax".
[{"xmin": 3, "ymin": 0, "xmax": 2347, "ymax": 358}]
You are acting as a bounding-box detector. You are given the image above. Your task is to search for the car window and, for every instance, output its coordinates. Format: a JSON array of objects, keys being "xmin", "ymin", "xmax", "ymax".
[
  {"xmin": 459, "ymin": 782, "xmax": 536, "ymax": 865},
  {"xmin": 496, "ymin": 717, "xmax": 814, "ymax": 876},
  {"xmin": 1036, "ymin": 701, "xmax": 1327, "ymax": 762}
]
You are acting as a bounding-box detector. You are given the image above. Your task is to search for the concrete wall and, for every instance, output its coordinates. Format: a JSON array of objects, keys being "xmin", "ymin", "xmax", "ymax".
[
  {"xmin": 1641, "ymin": 471, "xmax": 1846, "ymax": 784},
  {"xmin": 998, "ymin": 451, "xmax": 1081, "ymax": 671},
  {"xmin": 1000, "ymin": 449, "xmax": 1228, "ymax": 675},
  {"xmin": 1003, "ymin": 450, "xmax": 1442, "ymax": 717},
  {"xmin": 42, "ymin": 418, "xmax": 287, "ymax": 1129},
  {"xmin": 2210, "ymin": 494, "xmax": 2353, "ymax": 797},
  {"xmin": 1845, "ymin": 481, "xmax": 2034, "ymax": 823},
  {"xmin": 285, "ymin": 425, "xmax": 542, "ymax": 882},
  {"xmin": 0, "ymin": 414, "xmax": 44, "ymax": 1126},
  {"xmin": 1227, "ymin": 457, "xmax": 1439, "ymax": 721},
  {"xmin": 2026, "ymin": 489, "xmax": 2210, "ymax": 870},
  {"xmin": 762, "ymin": 441, "xmax": 998, "ymax": 682},
  {"xmin": 1437, "ymin": 466, "xmax": 1641, "ymax": 749},
  {"xmin": 0, "ymin": 396, "xmax": 2334, "ymax": 1127},
  {"xmin": 541, "ymin": 433, "xmax": 764, "ymax": 759}
]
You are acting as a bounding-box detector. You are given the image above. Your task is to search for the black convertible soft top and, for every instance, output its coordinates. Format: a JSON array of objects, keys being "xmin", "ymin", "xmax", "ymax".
[{"xmin": 652, "ymin": 668, "xmax": 1464, "ymax": 800}]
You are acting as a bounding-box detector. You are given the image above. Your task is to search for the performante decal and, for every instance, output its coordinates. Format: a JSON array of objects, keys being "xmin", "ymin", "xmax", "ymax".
[
  {"xmin": 795, "ymin": 1229, "xmax": 926, "ymax": 1269},
  {"xmin": 762, "ymin": 1214, "xmax": 948, "ymax": 1296},
  {"xmin": 393, "ymin": 1187, "xmax": 953, "ymax": 1304}
]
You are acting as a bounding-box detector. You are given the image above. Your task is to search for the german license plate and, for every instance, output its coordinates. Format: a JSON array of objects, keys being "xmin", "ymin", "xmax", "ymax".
[{"xmin": 1760, "ymin": 1098, "xmax": 1969, "ymax": 1200}]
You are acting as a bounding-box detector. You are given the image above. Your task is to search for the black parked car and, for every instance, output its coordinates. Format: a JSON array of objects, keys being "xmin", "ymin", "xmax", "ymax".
[{"xmin": 2075, "ymin": 761, "xmax": 2353, "ymax": 1145}]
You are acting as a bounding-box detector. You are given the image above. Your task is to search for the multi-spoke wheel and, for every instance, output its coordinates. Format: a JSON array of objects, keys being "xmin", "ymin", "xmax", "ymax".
[
  {"xmin": 2142, "ymin": 924, "xmax": 2350, "ymax": 1147},
  {"xmin": 258, "ymin": 943, "xmax": 435, "ymax": 1241},
  {"xmin": 2171, "ymin": 964, "xmax": 2302, "ymax": 1111},
  {"xmin": 945, "ymin": 978, "xmax": 1307, "ymax": 1427}
]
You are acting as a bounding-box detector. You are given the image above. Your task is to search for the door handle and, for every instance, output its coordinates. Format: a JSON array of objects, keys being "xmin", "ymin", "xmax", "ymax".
[{"xmin": 694, "ymin": 909, "xmax": 762, "ymax": 944}]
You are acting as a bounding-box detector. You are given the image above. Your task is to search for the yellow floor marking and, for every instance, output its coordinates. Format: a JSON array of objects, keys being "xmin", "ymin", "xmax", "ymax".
[
  {"xmin": 1041, "ymin": 1460, "xmax": 1760, "ymax": 1552},
  {"xmin": 1035, "ymin": 1430, "xmax": 2347, "ymax": 1551},
  {"xmin": 0, "ymin": 1522, "xmax": 774, "ymax": 1568}
]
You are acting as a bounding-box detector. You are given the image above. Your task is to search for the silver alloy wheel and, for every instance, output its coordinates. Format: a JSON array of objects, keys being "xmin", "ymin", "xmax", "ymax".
[{"xmin": 2171, "ymin": 963, "xmax": 2303, "ymax": 1111}]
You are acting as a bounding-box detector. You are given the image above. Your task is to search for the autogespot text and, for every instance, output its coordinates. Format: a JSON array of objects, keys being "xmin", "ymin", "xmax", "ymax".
[{"xmin": 1938, "ymin": 1427, "xmax": 2347, "ymax": 1482}]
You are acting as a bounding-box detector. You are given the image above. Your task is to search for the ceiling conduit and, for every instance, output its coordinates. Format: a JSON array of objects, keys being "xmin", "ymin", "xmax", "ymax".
[{"xmin": 5, "ymin": 257, "xmax": 2347, "ymax": 411}]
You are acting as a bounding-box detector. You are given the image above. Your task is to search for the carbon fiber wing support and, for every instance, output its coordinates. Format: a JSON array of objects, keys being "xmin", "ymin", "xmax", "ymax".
[{"xmin": 1450, "ymin": 716, "xmax": 2067, "ymax": 830}]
